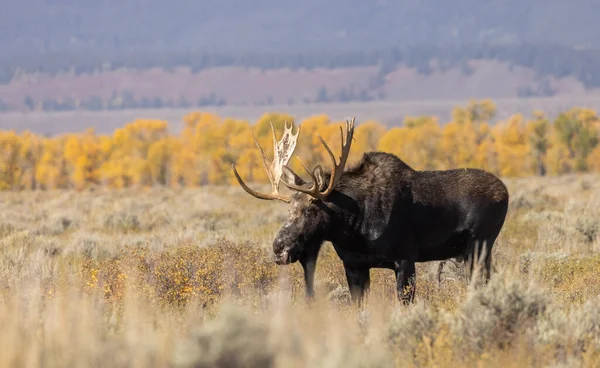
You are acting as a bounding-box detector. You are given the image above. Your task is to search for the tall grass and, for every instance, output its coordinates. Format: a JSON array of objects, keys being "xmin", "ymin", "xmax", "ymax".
[{"xmin": 1, "ymin": 174, "xmax": 600, "ymax": 367}]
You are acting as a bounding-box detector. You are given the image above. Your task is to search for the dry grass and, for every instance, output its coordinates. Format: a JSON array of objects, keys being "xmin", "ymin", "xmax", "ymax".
[{"xmin": 1, "ymin": 173, "xmax": 600, "ymax": 367}]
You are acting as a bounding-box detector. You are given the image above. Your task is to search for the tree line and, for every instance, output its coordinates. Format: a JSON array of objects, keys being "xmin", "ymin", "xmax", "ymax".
[
  {"xmin": 1, "ymin": 100, "xmax": 599, "ymax": 191},
  {"xmin": 3, "ymin": 44, "xmax": 600, "ymax": 91},
  {"xmin": 14, "ymin": 87, "xmax": 371, "ymax": 113},
  {"xmin": 18, "ymin": 92, "xmax": 228, "ymax": 113}
]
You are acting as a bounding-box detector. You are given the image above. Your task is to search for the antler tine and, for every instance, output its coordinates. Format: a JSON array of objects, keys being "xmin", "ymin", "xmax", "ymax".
[
  {"xmin": 272, "ymin": 120, "xmax": 301, "ymax": 185},
  {"xmin": 231, "ymin": 120, "xmax": 303, "ymax": 203},
  {"xmin": 296, "ymin": 157, "xmax": 319, "ymax": 185},
  {"xmin": 231, "ymin": 164, "xmax": 290, "ymax": 202},
  {"xmin": 280, "ymin": 116, "xmax": 356, "ymax": 200},
  {"xmin": 280, "ymin": 157, "xmax": 322, "ymax": 197},
  {"xmin": 320, "ymin": 116, "xmax": 355, "ymax": 197},
  {"xmin": 251, "ymin": 130, "xmax": 275, "ymax": 187},
  {"xmin": 270, "ymin": 122, "xmax": 278, "ymax": 154}
]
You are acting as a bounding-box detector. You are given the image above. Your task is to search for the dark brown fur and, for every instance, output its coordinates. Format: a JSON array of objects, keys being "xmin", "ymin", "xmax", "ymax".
[{"xmin": 274, "ymin": 151, "xmax": 509, "ymax": 305}]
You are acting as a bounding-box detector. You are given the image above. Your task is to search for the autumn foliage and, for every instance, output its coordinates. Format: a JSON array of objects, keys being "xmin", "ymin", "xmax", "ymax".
[{"xmin": 2, "ymin": 100, "xmax": 600, "ymax": 191}]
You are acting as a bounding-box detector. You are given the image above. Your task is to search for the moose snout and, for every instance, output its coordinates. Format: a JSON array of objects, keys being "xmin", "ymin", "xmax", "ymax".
[
  {"xmin": 274, "ymin": 250, "xmax": 290, "ymax": 265},
  {"xmin": 272, "ymin": 238, "xmax": 291, "ymax": 265}
]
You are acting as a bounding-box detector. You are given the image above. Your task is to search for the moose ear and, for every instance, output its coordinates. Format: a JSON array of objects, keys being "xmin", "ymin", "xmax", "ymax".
[
  {"xmin": 281, "ymin": 166, "xmax": 307, "ymax": 187},
  {"xmin": 313, "ymin": 165, "xmax": 327, "ymax": 191}
]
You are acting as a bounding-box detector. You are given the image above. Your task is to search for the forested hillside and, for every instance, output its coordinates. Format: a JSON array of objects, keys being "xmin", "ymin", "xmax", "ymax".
[
  {"xmin": 1, "ymin": 1, "xmax": 600, "ymax": 112},
  {"xmin": 3, "ymin": 0, "xmax": 599, "ymax": 79}
]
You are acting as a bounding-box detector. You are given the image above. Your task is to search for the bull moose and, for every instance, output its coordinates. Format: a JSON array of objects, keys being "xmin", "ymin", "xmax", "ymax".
[{"xmin": 232, "ymin": 117, "xmax": 509, "ymax": 305}]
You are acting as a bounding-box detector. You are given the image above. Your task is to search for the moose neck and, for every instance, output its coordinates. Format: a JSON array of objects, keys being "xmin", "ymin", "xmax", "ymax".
[
  {"xmin": 318, "ymin": 188, "xmax": 364, "ymax": 245},
  {"xmin": 307, "ymin": 152, "xmax": 415, "ymax": 244}
]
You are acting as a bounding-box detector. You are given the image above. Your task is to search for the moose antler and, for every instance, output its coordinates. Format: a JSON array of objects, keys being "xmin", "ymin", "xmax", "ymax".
[
  {"xmin": 232, "ymin": 121, "xmax": 301, "ymax": 202},
  {"xmin": 282, "ymin": 117, "xmax": 355, "ymax": 200}
]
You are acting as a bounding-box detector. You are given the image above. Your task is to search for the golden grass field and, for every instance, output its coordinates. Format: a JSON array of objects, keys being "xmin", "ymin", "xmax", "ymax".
[{"xmin": 1, "ymin": 173, "xmax": 600, "ymax": 367}]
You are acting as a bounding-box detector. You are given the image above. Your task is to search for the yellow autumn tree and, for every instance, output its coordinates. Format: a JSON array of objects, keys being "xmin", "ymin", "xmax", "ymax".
[
  {"xmin": 147, "ymin": 137, "xmax": 175, "ymax": 186},
  {"xmin": 6, "ymin": 102, "xmax": 600, "ymax": 191},
  {"xmin": 226, "ymin": 120, "xmax": 258, "ymax": 185},
  {"xmin": 472, "ymin": 123, "xmax": 499, "ymax": 174},
  {"xmin": 99, "ymin": 119, "xmax": 168, "ymax": 188},
  {"xmin": 443, "ymin": 100, "xmax": 497, "ymax": 171},
  {"xmin": 0, "ymin": 131, "xmax": 22, "ymax": 190},
  {"xmin": 36, "ymin": 137, "xmax": 68, "ymax": 190},
  {"xmin": 553, "ymin": 107, "xmax": 599, "ymax": 172},
  {"xmin": 291, "ymin": 114, "xmax": 331, "ymax": 174},
  {"xmin": 439, "ymin": 119, "xmax": 477, "ymax": 169},
  {"xmin": 351, "ymin": 120, "xmax": 387, "ymax": 163},
  {"xmin": 378, "ymin": 116, "xmax": 441, "ymax": 170},
  {"xmin": 209, "ymin": 118, "xmax": 251, "ymax": 185},
  {"xmin": 526, "ymin": 111, "xmax": 551, "ymax": 176},
  {"xmin": 15, "ymin": 131, "xmax": 43, "ymax": 190},
  {"xmin": 63, "ymin": 134, "xmax": 88, "ymax": 190},
  {"xmin": 177, "ymin": 111, "xmax": 223, "ymax": 185},
  {"xmin": 453, "ymin": 99, "xmax": 497, "ymax": 125},
  {"xmin": 494, "ymin": 114, "xmax": 532, "ymax": 177}
]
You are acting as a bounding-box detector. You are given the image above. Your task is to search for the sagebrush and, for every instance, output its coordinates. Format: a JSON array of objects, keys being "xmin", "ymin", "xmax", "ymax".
[{"xmin": 1, "ymin": 173, "xmax": 600, "ymax": 367}]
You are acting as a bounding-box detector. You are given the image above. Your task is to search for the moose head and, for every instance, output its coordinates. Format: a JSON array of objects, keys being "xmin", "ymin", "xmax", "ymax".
[{"xmin": 232, "ymin": 118, "xmax": 355, "ymax": 265}]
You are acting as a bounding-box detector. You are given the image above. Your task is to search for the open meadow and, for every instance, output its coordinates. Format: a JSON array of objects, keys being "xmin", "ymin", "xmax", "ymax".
[{"xmin": 1, "ymin": 173, "xmax": 600, "ymax": 367}]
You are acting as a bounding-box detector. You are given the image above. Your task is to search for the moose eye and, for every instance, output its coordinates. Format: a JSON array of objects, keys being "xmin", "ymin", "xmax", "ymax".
[{"xmin": 304, "ymin": 206, "xmax": 316, "ymax": 216}]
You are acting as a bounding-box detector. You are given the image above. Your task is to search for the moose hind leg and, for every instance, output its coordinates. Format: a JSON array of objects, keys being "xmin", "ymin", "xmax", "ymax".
[
  {"xmin": 482, "ymin": 237, "xmax": 496, "ymax": 284},
  {"xmin": 343, "ymin": 265, "xmax": 370, "ymax": 306},
  {"xmin": 464, "ymin": 237, "xmax": 477, "ymax": 284},
  {"xmin": 465, "ymin": 237, "xmax": 493, "ymax": 286},
  {"xmin": 395, "ymin": 260, "xmax": 416, "ymax": 305}
]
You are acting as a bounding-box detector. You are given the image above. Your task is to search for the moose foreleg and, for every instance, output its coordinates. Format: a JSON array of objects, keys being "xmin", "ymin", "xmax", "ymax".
[
  {"xmin": 299, "ymin": 243, "xmax": 322, "ymax": 301},
  {"xmin": 395, "ymin": 260, "xmax": 416, "ymax": 305},
  {"xmin": 300, "ymin": 256, "xmax": 317, "ymax": 300}
]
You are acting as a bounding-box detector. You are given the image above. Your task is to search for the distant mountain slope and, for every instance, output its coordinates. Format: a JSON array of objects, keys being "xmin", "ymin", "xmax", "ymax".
[
  {"xmin": 2, "ymin": 0, "xmax": 600, "ymax": 112},
  {"xmin": 2, "ymin": 0, "xmax": 599, "ymax": 55},
  {"xmin": 3, "ymin": 1, "xmax": 600, "ymax": 84}
]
